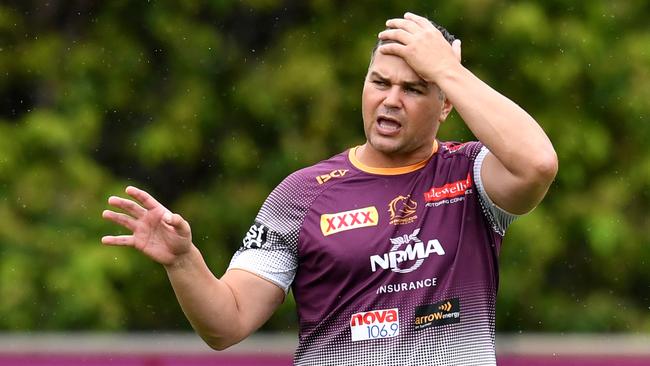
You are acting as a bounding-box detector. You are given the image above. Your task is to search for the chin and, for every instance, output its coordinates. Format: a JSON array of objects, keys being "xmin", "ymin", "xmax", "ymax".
[{"xmin": 368, "ymin": 136, "xmax": 403, "ymax": 155}]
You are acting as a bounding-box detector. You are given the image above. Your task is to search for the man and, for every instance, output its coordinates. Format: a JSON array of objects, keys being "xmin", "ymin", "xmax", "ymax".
[{"xmin": 102, "ymin": 12, "xmax": 557, "ymax": 365}]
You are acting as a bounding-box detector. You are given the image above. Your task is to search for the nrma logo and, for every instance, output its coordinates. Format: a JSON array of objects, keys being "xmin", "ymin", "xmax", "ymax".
[{"xmin": 370, "ymin": 228, "xmax": 445, "ymax": 273}]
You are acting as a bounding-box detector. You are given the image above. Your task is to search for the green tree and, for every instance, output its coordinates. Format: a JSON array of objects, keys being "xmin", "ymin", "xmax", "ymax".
[{"xmin": 0, "ymin": 0, "xmax": 648, "ymax": 333}]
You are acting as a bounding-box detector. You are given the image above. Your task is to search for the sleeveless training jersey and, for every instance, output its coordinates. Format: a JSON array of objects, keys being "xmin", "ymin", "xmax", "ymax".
[{"xmin": 229, "ymin": 140, "xmax": 516, "ymax": 366}]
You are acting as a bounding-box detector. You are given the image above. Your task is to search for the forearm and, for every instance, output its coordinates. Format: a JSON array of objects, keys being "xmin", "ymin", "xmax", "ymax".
[
  {"xmin": 102, "ymin": 187, "xmax": 281, "ymax": 349},
  {"xmin": 164, "ymin": 245, "xmax": 244, "ymax": 350},
  {"xmin": 438, "ymin": 63, "xmax": 557, "ymax": 179}
]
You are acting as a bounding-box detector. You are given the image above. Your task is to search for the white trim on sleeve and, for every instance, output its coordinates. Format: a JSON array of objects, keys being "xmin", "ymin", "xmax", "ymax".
[{"xmin": 473, "ymin": 146, "xmax": 519, "ymax": 236}]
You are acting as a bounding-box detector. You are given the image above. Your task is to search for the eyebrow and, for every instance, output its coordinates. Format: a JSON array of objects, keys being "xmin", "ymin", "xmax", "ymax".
[{"xmin": 368, "ymin": 71, "xmax": 429, "ymax": 89}]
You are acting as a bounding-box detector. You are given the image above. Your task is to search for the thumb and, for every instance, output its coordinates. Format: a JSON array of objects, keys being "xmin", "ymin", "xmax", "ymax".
[
  {"xmin": 163, "ymin": 212, "xmax": 191, "ymax": 237},
  {"xmin": 452, "ymin": 39, "xmax": 462, "ymax": 62}
]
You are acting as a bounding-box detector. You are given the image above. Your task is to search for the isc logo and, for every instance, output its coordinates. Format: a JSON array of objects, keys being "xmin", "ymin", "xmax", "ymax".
[
  {"xmin": 316, "ymin": 169, "xmax": 349, "ymax": 185},
  {"xmin": 320, "ymin": 206, "xmax": 378, "ymax": 236},
  {"xmin": 350, "ymin": 308, "xmax": 399, "ymax": 342}
]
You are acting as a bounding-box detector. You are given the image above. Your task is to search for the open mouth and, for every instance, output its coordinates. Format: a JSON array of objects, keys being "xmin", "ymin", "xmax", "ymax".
[{"xmin": 376, "ymin": 116, "xmax": 402, "ymax": 134}]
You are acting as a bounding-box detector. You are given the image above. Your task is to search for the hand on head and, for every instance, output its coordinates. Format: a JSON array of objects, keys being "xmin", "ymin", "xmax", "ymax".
[{"xmin": 377, "ymin": 12, "xmax": 461, "ymax": 82}]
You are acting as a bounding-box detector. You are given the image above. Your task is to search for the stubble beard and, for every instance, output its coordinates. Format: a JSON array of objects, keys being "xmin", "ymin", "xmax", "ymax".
[{"xmin": 365, "ymin": 128, "xmax": 424, "ymax": 159}]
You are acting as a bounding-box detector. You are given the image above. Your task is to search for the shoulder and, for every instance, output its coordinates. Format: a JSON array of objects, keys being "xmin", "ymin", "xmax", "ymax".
[
  {"xmin": 259, "ymin": 149, "xmax": 353, "ymax": 214},
  {"xmin": 437, "ymin": 140, "xmax": 484, "ymax": 160},
  {"xmin": 438, "ymin": 141, "xmax": 519, "ymax": 235},
  {"xmin": 275, "ymin": 149, "xmax": 354, "ymax": 192}
]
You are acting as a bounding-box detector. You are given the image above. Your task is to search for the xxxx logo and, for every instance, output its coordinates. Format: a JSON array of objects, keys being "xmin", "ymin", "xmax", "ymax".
[
  {"xmin": 320, "ymin": 206, "xmax": 379, "ymax": 236},
  {"xmin": 316, "ymin": 169, "xmax": 349, "ymax": 185}
]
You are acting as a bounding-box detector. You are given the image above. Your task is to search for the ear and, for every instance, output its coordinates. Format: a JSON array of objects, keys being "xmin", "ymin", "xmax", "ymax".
[{"xmin": 438, "ymin": 97, "xmax": 454, "ymax": 123}]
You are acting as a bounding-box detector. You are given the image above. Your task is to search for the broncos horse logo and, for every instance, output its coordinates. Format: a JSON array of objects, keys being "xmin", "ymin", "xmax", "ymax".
[{"xmin": 388, "ymin": 195, "xmax": 418, "ymax": 225}]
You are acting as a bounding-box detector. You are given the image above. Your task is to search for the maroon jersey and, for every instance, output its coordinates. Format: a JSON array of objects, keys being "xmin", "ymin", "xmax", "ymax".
[{"xmin": 229, "ymin": 140, "xmax": 516, "ymax": 365}]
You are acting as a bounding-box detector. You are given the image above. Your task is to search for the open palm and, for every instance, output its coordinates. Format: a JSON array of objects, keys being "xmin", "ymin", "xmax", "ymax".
[{"xmin": 102, "ymin": 186, "xmax": 193, "ymax": 266}]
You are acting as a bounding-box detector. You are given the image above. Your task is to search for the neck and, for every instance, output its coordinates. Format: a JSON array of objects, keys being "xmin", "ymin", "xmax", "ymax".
[{"xmin": 355, "ymin": 142, "xmax": 437, "ymax": 169}]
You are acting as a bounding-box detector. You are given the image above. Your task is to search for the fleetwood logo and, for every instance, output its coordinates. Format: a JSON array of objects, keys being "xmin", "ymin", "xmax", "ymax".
[
  {"xmin": 316, "ymin": 169, "xmax": 349, "ymax": 185},
  {"xmin": 350, "ymin": 308, "xmax": 399, "ymax": 342},
  {"xmin": 388, "ymin": 195, "xmax": 418, "ymax": 225},
  {"xmin": 370, "ymin": 228, "xmax": 445, "ymax": 273},
  {"xmin": 424, "ymin": 173, "xmax": 472, "ymax": 202},
  {"xmin": 320, "ymin": 206, "xmax": 379, "ymax": 236}
]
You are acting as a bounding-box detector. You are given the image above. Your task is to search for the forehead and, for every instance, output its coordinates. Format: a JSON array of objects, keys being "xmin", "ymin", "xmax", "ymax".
[{"xmin": 368, "ymin": 51, "xmax": 424, "ymax": 84}]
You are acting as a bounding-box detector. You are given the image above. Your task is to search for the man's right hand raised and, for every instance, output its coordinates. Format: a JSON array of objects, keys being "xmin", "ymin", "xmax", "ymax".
[
  {"xmin": 102, "ymin": 186, "xmax": 193, "ymax": 267},
  {"xmin": 101, "ymin": 185, "xmax": 284, "ymax": 351}
]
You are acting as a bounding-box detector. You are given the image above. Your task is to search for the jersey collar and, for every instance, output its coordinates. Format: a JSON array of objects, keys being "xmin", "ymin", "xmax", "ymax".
[{"xmin": 348, "ymin": 141, "xmax": 438, "ymax": 175}]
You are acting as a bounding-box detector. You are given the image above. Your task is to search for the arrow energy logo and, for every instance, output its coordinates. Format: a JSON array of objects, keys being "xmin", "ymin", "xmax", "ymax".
[{"xmin": 414, "ymin": 298, "xmax": 460, "ymax": 330}]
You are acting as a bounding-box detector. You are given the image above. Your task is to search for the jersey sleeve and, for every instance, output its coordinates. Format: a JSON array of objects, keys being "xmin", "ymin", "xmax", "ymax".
[
  {"xmin": 227, "ymin": 173, "xmax": 307, "ymax": 294},
  {"xmin": 472, "ymin": 145, "xmax": 519, "ymax": 236}
]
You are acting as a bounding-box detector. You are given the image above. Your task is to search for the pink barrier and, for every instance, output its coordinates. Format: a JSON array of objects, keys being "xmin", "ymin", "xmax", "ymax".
[
  {"xmin": 0, "ymin": 354, "xmax": 293, "ymax": 366},
  {"xmin": 498, "ymin": 355, "xmax": 650, "ymax": 366},
  {"xmin": 2, "ymin": 334, "xmax": 649, "ymax": 365}
]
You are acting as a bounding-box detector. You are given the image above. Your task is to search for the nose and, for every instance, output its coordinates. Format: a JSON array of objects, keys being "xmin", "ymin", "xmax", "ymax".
[{"xmin": 382, "ymin": 86, "xmax": 402, "ymax": 109}]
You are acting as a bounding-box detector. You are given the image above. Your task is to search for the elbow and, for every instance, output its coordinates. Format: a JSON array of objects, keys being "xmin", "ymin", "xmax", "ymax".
[
  {"xmin": 521, "ymin": 147, "xmax": 558, "ymax": 192},
  {"xmin": 201, "ymin": 333, "xmax": 244, "ymax": 351},
  {"xmin": 533, "ymin": 148, "xmax": 559, "ymax": 184},
  {"xmin": 206, "ymin": 340, "xmax": 231, "ymax": 352}
]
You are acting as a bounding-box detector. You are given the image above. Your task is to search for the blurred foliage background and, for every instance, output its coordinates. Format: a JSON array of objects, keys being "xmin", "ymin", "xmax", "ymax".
[{"xmin": 0, "ymin": 0, "xmax": 648, "ymax": 334}]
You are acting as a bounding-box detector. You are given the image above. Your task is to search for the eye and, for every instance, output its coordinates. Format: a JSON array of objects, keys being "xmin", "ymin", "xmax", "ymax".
[
  {"xmin": 405, "ymin": 86, "xmax": 423, "ymax": 95},
  {"xmin": 372, "ymin": 80, "xmax": 389, "ymax": 87}
]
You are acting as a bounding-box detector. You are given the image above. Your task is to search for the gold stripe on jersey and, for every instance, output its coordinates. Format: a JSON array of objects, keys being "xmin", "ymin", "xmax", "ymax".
[{"xmin": 348, "ymin": 141, "xmax": 439, "ymax": 175}]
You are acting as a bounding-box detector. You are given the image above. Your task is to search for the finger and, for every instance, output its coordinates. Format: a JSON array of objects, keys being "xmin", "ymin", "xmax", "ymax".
[
  {"xmin": 385, "ymin": 18, "xmax": 421, "ymax": 34},
  {"xmin": 107, "ymin": 196, "xmax": 147, "ymax": 218},
  {"xmin": 378, "ymin": 28, "xmax": 413, "ymax": 46},
  {"xmin": 102, "ymin": 210, "xmax": 138, "ymax": 231},
  {"xmin": 163, "ymin": 212, "xmax": 192, "ymax": 237},
  {"xmin": 452, "ymin": 39, "xmax": 462, "ymax": 62},
  {"xmin": 404, "ymin": 12, "xmax": 432, "ymax": 28},
  {"xmin": 377, "ymin": 43, "xmax": 406, "ymax": 57},
  {"xmin": 101, "ymin": 235, "xmax": 135, "ymax": 246},
  {"xmin": 125, "ymin": 186, "xmax": 164, "ymax": 211}
]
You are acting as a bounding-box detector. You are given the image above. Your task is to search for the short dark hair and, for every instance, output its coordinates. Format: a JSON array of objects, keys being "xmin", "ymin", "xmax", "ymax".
[{"xmin": 370, "ymin": 19, "xmax": 456, "ymax": 62}]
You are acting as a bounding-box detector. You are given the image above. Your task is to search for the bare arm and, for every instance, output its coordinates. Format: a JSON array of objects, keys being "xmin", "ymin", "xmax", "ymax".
[
  {"xmin": 437, "ymin": 64, "xmax": 558, "ymax": 214},
  {"xmin": 102, "ymin": 186, "xmax": 284, "ymax": 350},
  {"xmin": 163, "ymin": 248, "xmax": 284, "ymax": 350},
  {"xmin": 379, "ymin": 12, "xmax": 558, "ymax": 214}
]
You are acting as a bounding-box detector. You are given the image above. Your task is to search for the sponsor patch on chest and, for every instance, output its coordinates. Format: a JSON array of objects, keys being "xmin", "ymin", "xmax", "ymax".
[
  {"xmin": 320, "ymin": 206, "xmax": 379, "ymax": 236},
  {"xmin": 424, "ymin": 173, "xmax": 473, "ymax": 206},
  {"xmin": 350, "ymin": 308, "xmax": 399, "ymax": 342},
  {"xmin": 414, "ymin": 298, "xmax": 461, "ymax": 330}
]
